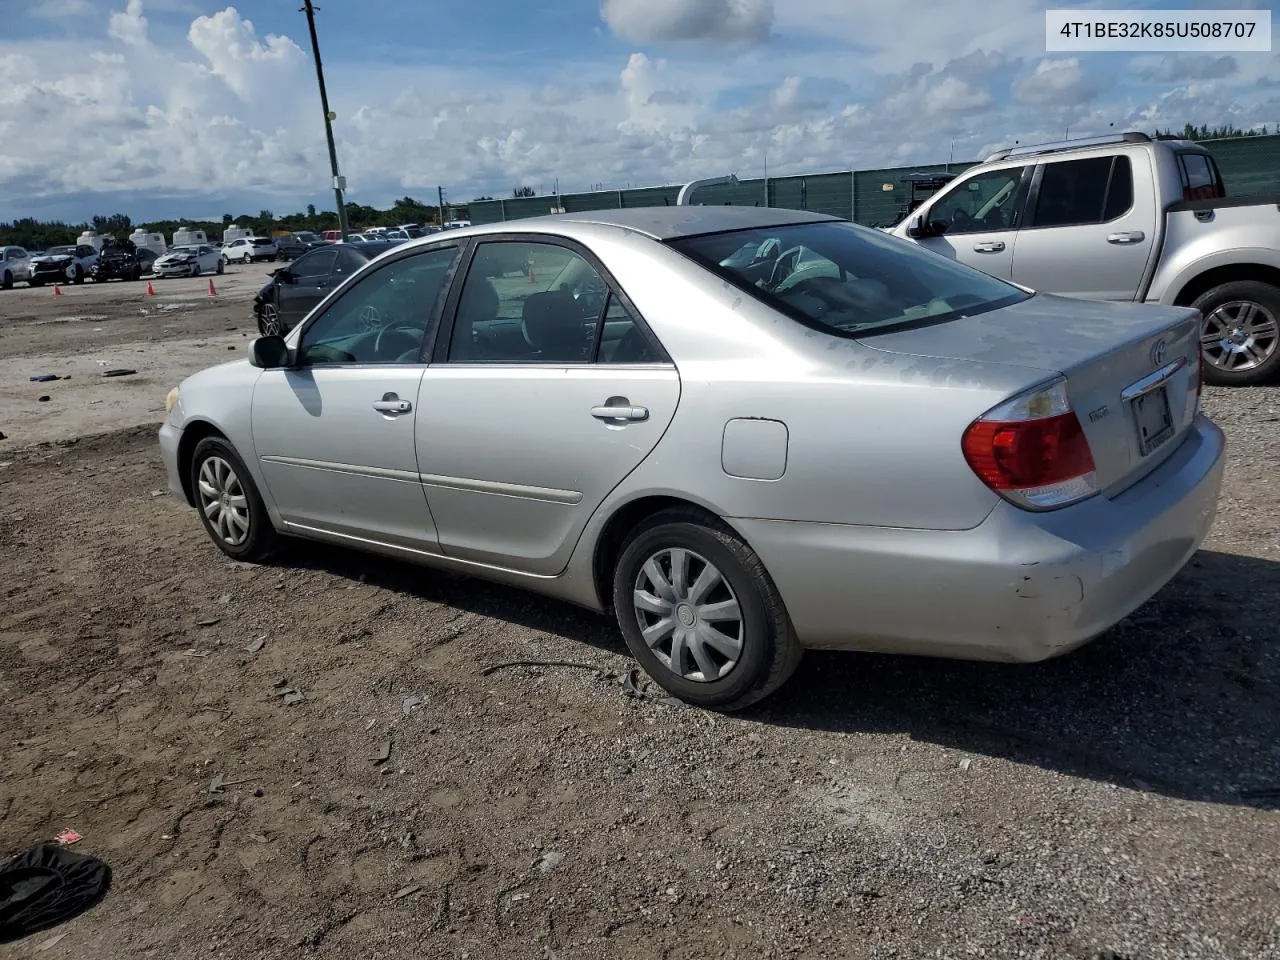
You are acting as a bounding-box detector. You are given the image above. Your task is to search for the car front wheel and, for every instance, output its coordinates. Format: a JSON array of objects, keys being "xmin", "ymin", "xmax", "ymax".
[
  {"xmin": 73, "ymin": 266, "xmax": 84, "ymax": 284},
  {"xmin": 611, "ymin": 507, "xmax": 802, "ymax": 711},
  {"xmin": 1, "ymin": 270, "xmax": 11, "ymax": 290},
  {"xmin": 190, "ymin": 436, "xmax": 279, "ymax": 561}
]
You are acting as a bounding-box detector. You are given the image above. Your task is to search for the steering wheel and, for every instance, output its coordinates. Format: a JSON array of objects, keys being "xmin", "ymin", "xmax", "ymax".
[
  {"xmin": 374, "ymin": 321, "xmax": 421, "ymax": 360},
  {"xmin": 357, "ymin": 304, "xmax": 384, "ymax": 333},
  {"xmin": 767, "ymin": 246, "xmax": 803, "ymax": 290},
  {"xmin": 950, "ymin": 209, "xmax": 972, "ymax": 231}
]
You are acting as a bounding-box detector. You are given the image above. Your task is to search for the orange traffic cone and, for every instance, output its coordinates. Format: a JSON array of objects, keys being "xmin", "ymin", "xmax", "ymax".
[
  {"xmin": 207, "ymin": 278, "xmax": 217, "ymax": 297},
  {"xmin": 146, "ymin": 281, "xmax": 155, "ymax": 297},
  {"xmin": 53, "ymin": 284, "xmax": 62, "ymax": 296}
]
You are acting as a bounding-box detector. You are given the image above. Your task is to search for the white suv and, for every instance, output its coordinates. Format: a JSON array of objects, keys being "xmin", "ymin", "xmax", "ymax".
[
  {"xmin": 221, "ymin": 237, "xmax": 278, "ymax": 264},
  {"xmin": 1, "ymin": 245, "xmax": 33, "ymax": 289}
]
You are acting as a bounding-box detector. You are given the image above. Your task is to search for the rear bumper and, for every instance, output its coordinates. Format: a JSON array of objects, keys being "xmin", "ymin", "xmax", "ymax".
[{"xmin": 733, "ymin": 415, "xmax": 1225, "ymax": 662}]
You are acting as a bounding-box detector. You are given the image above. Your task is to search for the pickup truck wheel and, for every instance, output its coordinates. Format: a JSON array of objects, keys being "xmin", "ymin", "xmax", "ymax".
[{"xmin": 1195, "ymin": 281, "xmax": 1280, "ymax": 386}]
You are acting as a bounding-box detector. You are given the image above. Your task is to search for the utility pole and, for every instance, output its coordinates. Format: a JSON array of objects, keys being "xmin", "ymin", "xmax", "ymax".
[
  {"xmin": 301, "ymin": 1, "xmax": 349, "ymax": 240},
  {"xmin": 438, "ymin": 186, "xmax": 446, "ymax": 226}
]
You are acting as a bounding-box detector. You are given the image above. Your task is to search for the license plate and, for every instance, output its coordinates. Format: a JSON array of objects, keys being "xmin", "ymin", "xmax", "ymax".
[{"xmin": 1132, "ymin": 386, "xmax": 1174, "ymax": 456}]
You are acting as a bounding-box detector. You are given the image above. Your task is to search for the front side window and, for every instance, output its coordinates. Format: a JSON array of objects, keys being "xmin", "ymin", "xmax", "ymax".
[
  {"xmin": 296, "ymin": 246, "xmax": 456, "ymax": 366},
  {"xmin": 447, "ymin": 241, "xmax": 609, "ymax": 364},
  {"xmin": 292, "ymin": 249, "xmax": 337, "ymax": 279},
  {"xmin": 926, "ymin": 167, "xmax": 1027, "ymax": 235},
  {"xmin": 670, "ymin": 221, "xmax": 1030, "ymax": 338},
  {"xmin": 1032, "ymin": 155, "xmax": 1133, "ymax": 227}
]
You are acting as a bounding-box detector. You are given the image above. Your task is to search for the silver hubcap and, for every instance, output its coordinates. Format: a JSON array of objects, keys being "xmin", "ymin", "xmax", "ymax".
[
  {"xmin": 1202, "ymin": 300, "xmax": 1278, "ymax": 372},
  {"xmin": 260, "ymin": 305, "xmax": 281, "ymax": 336},
  {"xmin": 632, "ymin": 547, "xmax": 743, "ymax": 683},
  {"xmin": 197, "ymin": 456, "xmax": 251, "ymax": 546}
]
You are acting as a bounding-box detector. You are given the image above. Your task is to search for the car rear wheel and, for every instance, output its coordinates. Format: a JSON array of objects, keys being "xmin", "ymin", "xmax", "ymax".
[
  {"xmin": 216, "ymin": 259, "xmax": 224, "ymax": 275},
  {"xmin": 1195, "ymin": 281, "xmax": 1280, "ymax": 386},
  {"xmin": 73, "ymin": 266, "xmax": 84, "ymax": 284},
  {"xmin": 190, "ymin": 437, "xmax": 279, "ymax": 561},
  {"xmin": 611, "ymin": 508, "xmax": 803, "ymax": 711},
  {"xmin": 1, "ymin": 271, "xmax": 11, "ymax": 290}
]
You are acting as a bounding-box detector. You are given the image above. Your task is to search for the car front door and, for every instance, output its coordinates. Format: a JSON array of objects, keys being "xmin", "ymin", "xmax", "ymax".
[
  {"xmin": 1010, "ymin": 152, "xmax": 1157, "ymax": 300},
  {"xmin": 415, "ymin": 237, "xmax": 679, "ymax": 576},
  {"xmin": 276, "ymin": 248, "xmax": 339, "ymax": 332},
  {"xmin": 911, "ymin": 165, "xmax": 1030, "ymax": 281},
  {"xmin": 251, "ymin": 244, "xmax": 460, "ymax": 550}
]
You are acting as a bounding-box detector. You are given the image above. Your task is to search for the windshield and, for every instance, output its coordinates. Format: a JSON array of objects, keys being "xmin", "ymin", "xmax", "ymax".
[
  {"xmin": 668, "ymin": 220, "xmax": 1030, "ymax": 337},
  {"xmin": 171, "ymin": 246, "xmax": 198, "ymax": 255},
  {"xmin": 48, "ymin": 246, "xmax": 75, "ymax": 256}
]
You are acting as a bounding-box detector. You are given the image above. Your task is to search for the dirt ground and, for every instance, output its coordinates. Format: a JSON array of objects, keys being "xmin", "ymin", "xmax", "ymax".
[{"xmin": 1, "ymin": 276, "xmax": 1278, "ymax": 960}]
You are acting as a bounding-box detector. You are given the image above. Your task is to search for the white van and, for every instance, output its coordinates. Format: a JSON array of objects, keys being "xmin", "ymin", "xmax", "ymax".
[
  {"xmin": 222, "ymin": 226, "xmax": 252, "ymax": 245},
  {"xmin": 128, "ymin": 230, "xmax": 167, "ymax": 257},
  {"xmin": 76, "ymin": 230, "xmax": 106, "ymax": 252},
  {"xmin": 172, "ymin": 228, "xmax": 208, "ymax": 247}
]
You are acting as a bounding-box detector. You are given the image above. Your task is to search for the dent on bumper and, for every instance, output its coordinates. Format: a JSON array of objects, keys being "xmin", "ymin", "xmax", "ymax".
[
  {"xmin": 158, "ymin": 420, "xmax": 188, "ymax": 503},
  {"xmin": 733, "ymin": 416, "xmax": 1225, "ymax": 663}
]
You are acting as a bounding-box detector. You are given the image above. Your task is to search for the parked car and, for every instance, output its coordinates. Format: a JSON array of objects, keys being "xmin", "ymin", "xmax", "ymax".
[
  {"xmin": 890, "ymin": 130, "xmax": 1280, "ymax": 385},
  {"xmin": 252, "ymin": 241, "xmax": 400, "ymax": 336},
  {"xmin": 153, "ymin": 244, "xmax": 223, "ymax": 278},
  {"xmin": 136, "ymin": 248, "xmax": 160, "ymax": 273},
  {"xmin": 159, "ymin": 207, "xmax": 1224, "ymax": 710},
  {"xmin": 1, "ymin": 245, "xmax": 33, "ymax": 289},
  {"xmin": 28, "ymin": 244, "xmax": 98, "ymax": 286},
  {"xmin": 222, "ymin": 237, "xmax": 278, "ymax": 264},
  {"xmin": 91, "ymin": 237, "xmax": 144, "ymax": 282},
  {"xmin": 275, "ymin": 231, "xmax": 328, "ymax": 261}
]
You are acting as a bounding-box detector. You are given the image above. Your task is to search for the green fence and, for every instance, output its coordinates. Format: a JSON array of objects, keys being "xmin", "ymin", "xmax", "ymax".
[{"xmin": 468, "ymin": 134, "xmax": 1280, "ymax": 227}]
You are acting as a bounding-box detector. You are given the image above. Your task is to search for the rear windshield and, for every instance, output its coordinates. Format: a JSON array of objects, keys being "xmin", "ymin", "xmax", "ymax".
[
  {"xmin": 253, "ymin": 238, "xmax": 273, "ymax": 245},
  {"xmin": 668, "ymin": 221, "xmax": 1030, "ymax": 337}
]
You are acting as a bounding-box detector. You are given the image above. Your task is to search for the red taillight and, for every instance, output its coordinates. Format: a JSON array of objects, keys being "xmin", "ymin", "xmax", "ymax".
[{"xmin": 961, "ymin": 378, "xmax": 1099, "ymax": 511}]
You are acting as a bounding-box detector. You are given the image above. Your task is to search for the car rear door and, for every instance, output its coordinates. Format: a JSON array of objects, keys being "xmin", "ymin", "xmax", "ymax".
[
  {"xmin": 415, "ymin": 236, "xmax": 678, "ymax": 576},
  {"xmin": 1010, "ymin": 150, "xmax": 1158, "ymax": 300},
  {"xmin": 277, "ymin": 249, "xmax": 339, "ymax": 330},
  {"xmin": 911, "ymin": 165, "xmax": 1030, "ymax": 280}
]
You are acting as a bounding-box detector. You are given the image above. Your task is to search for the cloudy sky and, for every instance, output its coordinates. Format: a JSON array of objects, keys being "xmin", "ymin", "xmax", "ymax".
[{"xmin": 1, "ymin": 0, "xmax": 1277, "ymax": 223}]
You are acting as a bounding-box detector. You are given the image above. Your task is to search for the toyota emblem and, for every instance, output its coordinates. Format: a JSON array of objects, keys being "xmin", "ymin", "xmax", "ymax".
[{"xmin": 1149, "ymin": 338, "xmax": 1167, "ymax": 366}]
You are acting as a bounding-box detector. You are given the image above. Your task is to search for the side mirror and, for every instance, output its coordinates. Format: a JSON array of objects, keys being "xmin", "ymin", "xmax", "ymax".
[
  {"xmin": 905, "ymin": 214, "xmax": 928, "ymax": 238},
  {"xmin": 275, "ymin": 268, "xmax": 294, "ymax": 282},
  {"xmin": 249, "ymin": 335, "xmax": 291, "ymax": 369}
]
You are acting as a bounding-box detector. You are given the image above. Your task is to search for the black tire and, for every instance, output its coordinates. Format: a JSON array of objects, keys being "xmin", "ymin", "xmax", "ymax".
[
  {"xmin": 189, "ymin": 436, "xmax": 279, "ymax": 561},
  {"xmin": 191, "ymin": 262, "xmax": 202, "ymax": 277},
  {"xmin": 611, "ymin": 507, "xmax": 803, "ymax": 711},
  {"xmin": 29, "ymin": 278, "xmax": 43, "ymax": 288},
  {"xmin": 216, "ymin": 260, "xmax": 224, "ymax": 275},
  {"xmin": 1193, "ymin": 280, "xmax": 1280, "ymax": 387},
  {"xmin": 1, "ymin": 270, "xmax": 11, "ymax": 290},
  {"xmin": 73, "ymin": 266, "xmax": 84, "ymax": 284}
]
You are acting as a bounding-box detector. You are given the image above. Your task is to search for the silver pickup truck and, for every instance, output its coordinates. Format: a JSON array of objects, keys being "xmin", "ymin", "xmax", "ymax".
[{"xmin": 890, "ymin": 131, "xmax": 1280, "ymax": 385}]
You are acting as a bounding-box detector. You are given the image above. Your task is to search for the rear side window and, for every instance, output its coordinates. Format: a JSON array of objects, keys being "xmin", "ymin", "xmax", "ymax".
[
  {"xmin": 1031, "ymin": 155, "xmax": 1133, "ymax": 227},
  {"xmin": 1177, "ymin": 153, "xmax": 1224, "ymax": 201}
]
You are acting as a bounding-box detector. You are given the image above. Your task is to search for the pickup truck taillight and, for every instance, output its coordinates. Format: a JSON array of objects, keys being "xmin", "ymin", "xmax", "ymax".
[{"xmin": 961, "ymin": 378, "xmax": 1098, "ymax": 511}]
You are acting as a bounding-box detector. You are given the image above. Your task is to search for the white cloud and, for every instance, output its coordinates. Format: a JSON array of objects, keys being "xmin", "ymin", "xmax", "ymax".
[
  {"xmin": 0, "ymin": 0, "xmax": 1277, "ymax": 221},
  {"xmin": 1013, "ymin": 57, "xmax": 1105, "ymax": 106},
  {"xmin": 602, "ymin": 0, "xmax": 773, "ymax": 45},
  {"xmin": 1132, "ymin": 54, "xmax": 1239, "ymax": 84}
]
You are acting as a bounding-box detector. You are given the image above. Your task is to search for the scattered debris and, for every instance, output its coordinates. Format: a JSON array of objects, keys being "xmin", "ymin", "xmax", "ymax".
[
  {"xmin": 54, "ymin": 829, "xmax": 82, "ymax": 846},
  {"xmin": 209, "ymin": 775, "xmax": 255, "ymax": 793},
  {"xmin": 959, "ymin": 758, "xmax": 973, "ymax": 773},
  {"xmin": 621, "ymin": 669, "xmax": 683, "ymax": 707},
  {"xmin": 35, "ymin": 933, "xmax": 68, "ymax": 952},
  {"xmin": 101, "ymin": 369, "xmax": 137, "ymax": 378},
  {"xmin": 391, "ymin": 884, "xmax": 422, "ymax": 901},
  {"xmin": 0, "ymin": 431, "xmax": 6, "ymax": 441},
  {"xmin": 181, "ymin": 648, "xmax": 208, "ymax": 658},
  {"xmin": 150, "ymin": 489, "xmax": 163, "ymax": 497},
  {"xmin": 228, "ymin": 560, "xmax": 260, "ymax": 571},
  {"xmin": 371, "ymin": 740, "xmax": 393, "ymax": 765},
  {"xmin": 38, "ymin": 395, "xmax": 51, "ymax": 402},
  {"xmin": 481, "ymin": 660, "xmax": 604, "ymax": 677},
  {"xmin": 245, "ymin": 635, "xmax": 267, "ymax": 654},
  {"xmin": 29, "ymin": 374, "xmax": 61, "ymax": 382},
  {"xmin": 196, "ymin": 617, "xmax": 221, "ymax": 627},
  {"xmin": 281, "ymin": 689, "xmax": 305, "ymax": 706},
  {"xmin": 248, "ymin": 834, "xmax": 270, "ymax": 844},
  {"xmin": 218, "ymin": 593, "xmax": 232, "ymax": 605},
  {"xmin": 402, "ymin": 694, "xmax": 425, "ymax": 717},
  {"xmin": 536, "ymin": 850, "xmax": 565, "ymax": 874}
]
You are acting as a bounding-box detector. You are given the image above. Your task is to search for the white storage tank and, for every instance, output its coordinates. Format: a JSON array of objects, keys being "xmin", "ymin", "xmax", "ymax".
[
  {"xmin": 172, "ymin": 227, "xmax": 208, "ymax": 247},
  {"xmin": 76, "ymin": 230, "xmax": 106, "ymax": 251},
  {"xmin": 128, "ymin": 230, "xmax": 167, "ymax": 257},
  {"xmin": 222, "ymin": 226, "xmax": 252, "ymax": 244}
]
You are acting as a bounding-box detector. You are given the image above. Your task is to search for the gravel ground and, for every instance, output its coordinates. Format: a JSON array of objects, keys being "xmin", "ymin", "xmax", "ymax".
[{"xmin": 0, "ymin": 283, "xmax": 1277, "ymax": 960}]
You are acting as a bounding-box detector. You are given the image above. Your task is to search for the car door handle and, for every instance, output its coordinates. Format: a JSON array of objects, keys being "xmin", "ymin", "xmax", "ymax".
[
  {"xmin": 972, "ymin": 241, "xmax": 1005, "ymax": 253},
  {"xmin": 373, "ymin": 396, "xmax": 412, "ymax": 415},
  {"xmin": 592, "ymin": 403, "xmax": 648, "ymax": 422},
  {"xmin": 1107, "ymin": 231, "xmax": 1145, "ymax": 244}
]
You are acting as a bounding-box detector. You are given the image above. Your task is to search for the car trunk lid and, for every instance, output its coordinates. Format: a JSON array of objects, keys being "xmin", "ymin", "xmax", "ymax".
[{"xmin": 858, "ymin": 294, "xmax": 1202, "ymax": 496}]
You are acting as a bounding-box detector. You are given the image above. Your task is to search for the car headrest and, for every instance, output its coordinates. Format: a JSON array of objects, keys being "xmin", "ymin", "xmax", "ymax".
[
  {"xmin": 522, "ymin": 289, "xmax": 588, "ymax": 360},
  {"xmin": 459, "ymin": 276, "xmax": 499, "ymax": 323}
]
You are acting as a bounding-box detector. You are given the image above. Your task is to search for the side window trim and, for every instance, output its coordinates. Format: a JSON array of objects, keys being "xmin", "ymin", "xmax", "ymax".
[
  {"xmin": 293, "ymin": 243, "xmax": 462, "ymax": 366},
  {"xmin": 430, "ymin": 233, "xmax": 670, "ymax": 366}
]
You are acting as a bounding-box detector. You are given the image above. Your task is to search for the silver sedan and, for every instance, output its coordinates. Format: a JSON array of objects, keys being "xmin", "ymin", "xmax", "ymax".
[{"xmin": 158, "ymin": 207, "xmax": 1225, "ymax": 710}]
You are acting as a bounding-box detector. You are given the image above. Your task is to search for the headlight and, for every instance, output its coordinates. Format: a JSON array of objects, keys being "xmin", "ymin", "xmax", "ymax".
[{"xmin": 165, "ymin": 387, "xmax": 181, "ymax": 414}]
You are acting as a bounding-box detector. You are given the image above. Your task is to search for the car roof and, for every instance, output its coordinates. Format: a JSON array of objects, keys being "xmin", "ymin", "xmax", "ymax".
[
  {"xmin": 344, "ymin": 240, "xmax": 401, "ymax": 256},
  {"xmin": 459, "ymin": 206, "xmax": 840, "ymax": 242}
]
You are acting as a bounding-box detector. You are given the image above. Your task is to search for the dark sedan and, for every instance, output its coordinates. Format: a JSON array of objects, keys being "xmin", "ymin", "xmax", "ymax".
[
  {"xmin": 275, "ymin": 231, "xmax": 328, "ymax": 261},
  {"xmin": 253, "ymin": 240, "xmax": 402, "ymax": 336}
]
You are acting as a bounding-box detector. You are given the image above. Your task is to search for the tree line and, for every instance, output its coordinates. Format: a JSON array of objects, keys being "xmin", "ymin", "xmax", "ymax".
[{"xmin": 0, "ymin": 195, "xmax": 473, "ymax": 250}]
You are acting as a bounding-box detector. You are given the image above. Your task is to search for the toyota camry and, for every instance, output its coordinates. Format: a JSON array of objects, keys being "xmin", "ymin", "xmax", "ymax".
[{"xmin": 158, "ymin": 207, "xmax": 1224, "ymax": 710}]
